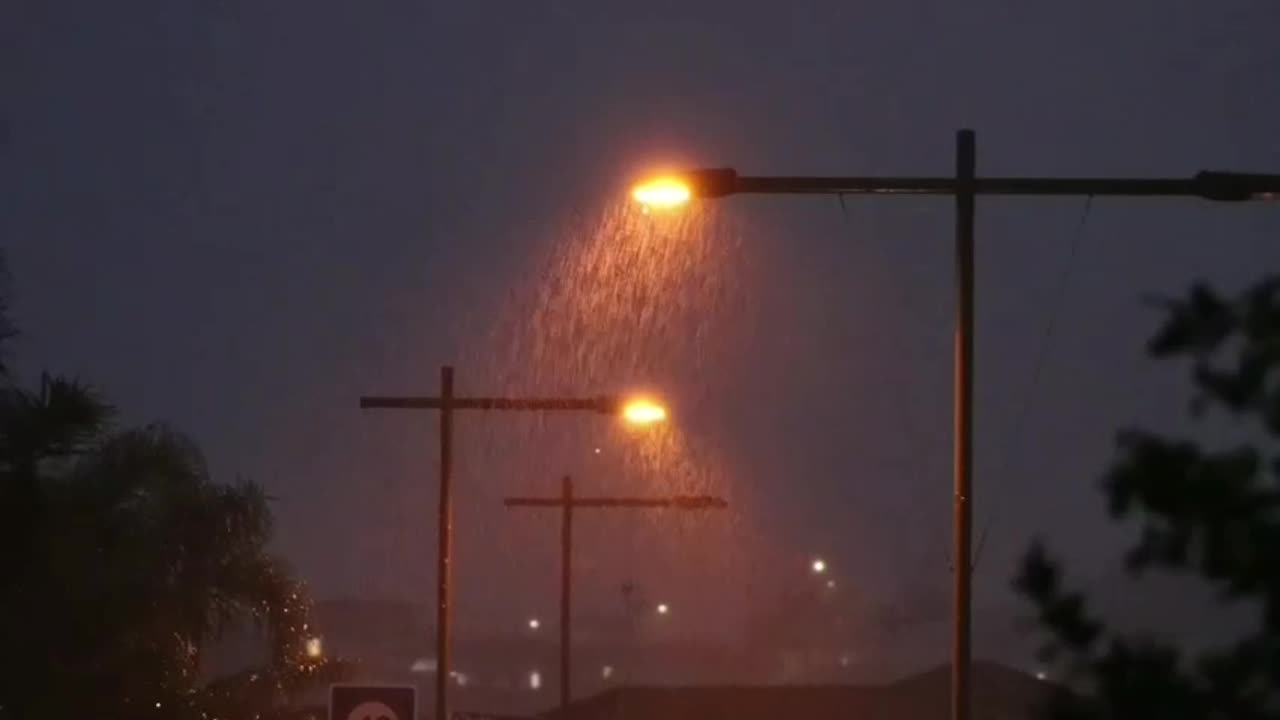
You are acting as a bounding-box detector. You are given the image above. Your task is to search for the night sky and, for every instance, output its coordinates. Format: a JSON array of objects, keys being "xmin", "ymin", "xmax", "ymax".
[{"xmin": 4, "ymin": 0, "xmax": 1279, "ymax": 669}]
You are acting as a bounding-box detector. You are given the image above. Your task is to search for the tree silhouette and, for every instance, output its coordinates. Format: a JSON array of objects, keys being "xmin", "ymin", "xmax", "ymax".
[
  {"xmin": 1017, "ymin": 277, "xmax": 1280, "ymax": 719},
  {"xmin": 0, "ymin": 260, "xmax": 346, "ymax": 719}
]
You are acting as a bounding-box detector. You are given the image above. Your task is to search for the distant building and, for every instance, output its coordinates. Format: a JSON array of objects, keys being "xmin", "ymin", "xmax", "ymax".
[
  {"xmin": 301, "ymin": 599, "xmax": 1054, "ymax": 719},
  {"xmin": 540, "ymin": 663, "xmax": 1061, "ymax": 720}
]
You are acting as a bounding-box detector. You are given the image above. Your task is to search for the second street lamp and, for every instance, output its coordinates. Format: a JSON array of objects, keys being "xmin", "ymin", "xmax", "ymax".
[
  {"xmin": 504, "ymin": 476, "xmax": 727, "ymax": 716},
  {"xmin": 632, "ymin": 132, "xmax": 1280, "ymax": 720},
  {"xmin": 359, "ymin": 366, "xmax": 667, "ymax": 720}
]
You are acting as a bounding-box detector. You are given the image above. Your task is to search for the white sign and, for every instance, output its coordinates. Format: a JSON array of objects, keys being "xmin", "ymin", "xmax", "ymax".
[{"xmin": 330, "ymin": 685, "xmax": 416, "ymax": 720}]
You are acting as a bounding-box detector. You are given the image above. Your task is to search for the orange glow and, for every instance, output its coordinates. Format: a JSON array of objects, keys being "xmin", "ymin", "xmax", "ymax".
[
  {"xmin": 631, "ymin": 177, "xmax": 692, "ymax": 209},
  {"xmin": 622, "ymin": 399, "xmax": 667, "ymax": 425}
]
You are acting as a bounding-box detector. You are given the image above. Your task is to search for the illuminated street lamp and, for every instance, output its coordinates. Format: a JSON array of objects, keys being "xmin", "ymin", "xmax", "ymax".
[
  {"xmin": 656, "ymin": 603, "xmax": 670, "ymax": 616},
  {"xmin": 622, "ymin": 398, "xmax": 667, "ymax": 425},
  {"xmin": 631, "ymin": 177, "xmax": 692, "ymax": 208},
  {"xmin": 304, "ymin": 636, "xmax": 323, "ymax": 659},
  {"xmin": 528, "ymin": 617, "xmax": 541, "ymax": 631},
  {"xmin": 631, "ymin": 137, "xmax": 1280, "ymax": 720},
  {"xmin": 811, "ymin": 558, "xmax": 827, "ymax": 574},
  {"xmin": 359, "ymin": 367, "xmax": 667, "ymax": 720}
]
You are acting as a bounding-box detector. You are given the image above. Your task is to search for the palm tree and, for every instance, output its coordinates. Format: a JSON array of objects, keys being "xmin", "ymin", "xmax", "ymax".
[{"xmin": 0, "ymin": 259, "xmax": 345, "ymax": 719}]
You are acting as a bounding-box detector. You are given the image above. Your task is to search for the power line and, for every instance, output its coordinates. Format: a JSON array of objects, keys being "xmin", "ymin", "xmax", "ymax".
[{"xmin": 973, "ymin": 196, "xmax": 1094, "ymax": 572}]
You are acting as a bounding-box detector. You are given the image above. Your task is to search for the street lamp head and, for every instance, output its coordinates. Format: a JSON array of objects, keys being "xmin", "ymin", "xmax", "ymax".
[
  {"xmin": 632, "ymin": 177, "xmax": 692, "ymax": 209},
  {"xmin": 632, "ymin": 168, "xmax": 739, "ymax": 208},
  {"xmin": 621, "ymin": 398, "xmax": 667, "ymax": 426},
  {"xmin": 1194, "ymin": 171, "xmax": 1280, "ymax": 202}
]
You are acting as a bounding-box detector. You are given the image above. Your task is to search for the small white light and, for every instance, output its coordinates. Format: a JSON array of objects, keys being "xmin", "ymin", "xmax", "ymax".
[
  {"xmin": 1035, "ymin": 670, "xmax": 1047, "ymax": 681},
  {"xmin": 156, "ymin": 702, "xmax": 162, "ymax": 709},
  {"xmin": 601, "ymin": 664, "xmax": 614, "ymax": 680},
  {"xmin": 826, "ymin": 579, "xmax": 836, "ymax": 590},
  {"xmin": 811, "ymin": 558, "xmax": 827, "ymax": 574},
  {"xmin": 528, "ymin": 618, "xmax": 541, "ymax": 630},
  {"xmin": 529, "ymin": 670, "xmax": 542, "ymax": 690},
  {"xmin": 656, "ymin": 603, "xmax": 669, "ymax": 615},
  {"xmin": 410, "ymin": 657, "xmax": 437, "ymax": 673},
  {"xmin": 304, "ymin": 636, "xmax": 323, "ymax": 658},
  {"xmin": 839, "ymin": 655, "xmax": 851, "ymax": 668},
  {"xmin": 593, "ymin": 447, "xmax": 602, "ymax": 455},
  {"xmin": 452, "ymin": 671, "xmax": 470, "ymax": 687}
]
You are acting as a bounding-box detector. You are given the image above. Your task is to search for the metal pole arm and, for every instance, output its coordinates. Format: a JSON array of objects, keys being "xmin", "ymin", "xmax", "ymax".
[
  {"xmin": 361, "ymin": 395, "xmax": 619, "ymax": 412},
  {"xmin": 504, "ymin": 495, "xmax": 728, "ymax": 509},
  {"xmin": 699, "ymin": 170, "xmax": 1280, "ymax": 200}
]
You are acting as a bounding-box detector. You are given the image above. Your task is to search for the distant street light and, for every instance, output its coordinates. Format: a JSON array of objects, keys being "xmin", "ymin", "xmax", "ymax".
[
  {"xmin": 811, "ymin": 558, "xmax": 827, "ymax": 574},
  {"xmin": 629, "ymin": 134, "xmax": 1280, "ymax": 720},
  {"xmin": 622, "ymin": 399, "xmax": 668, "ymax": 425},
  {"xmin": 656, "ymin": 603, "xmax": 670, "ymax": 616},
  {"xmin": 528, "ymin": 618, "xmax": 541, "ymax": 631},
  {"xmin": 360, "ymin": 366, "xmax": 668, "ymax": 720},
  {"xmin": 826, "ymin": 579, "xmax": 837, "ymax": 590},
  {"xmin": 304, "ymin": 637, "xmax": 323, "ymax": 659}
]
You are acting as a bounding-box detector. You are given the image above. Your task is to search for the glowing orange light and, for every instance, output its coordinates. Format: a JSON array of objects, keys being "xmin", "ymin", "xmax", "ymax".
[
  {"xmin": 631, "ymin": 177, "xmax": 692, "ymax": 209},
  {"xmin": 622, "ymin": 399, "xmax": 667, "ymax": 425}
]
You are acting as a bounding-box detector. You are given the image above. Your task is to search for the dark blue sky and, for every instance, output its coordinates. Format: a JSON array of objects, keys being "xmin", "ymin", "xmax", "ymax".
[{"xmin": 4, "ymin": 0, "xmax": 1279, "ymax": 665}]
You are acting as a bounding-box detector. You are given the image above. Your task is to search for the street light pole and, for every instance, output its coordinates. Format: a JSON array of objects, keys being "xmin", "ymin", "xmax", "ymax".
[
  {"xmin": 953, "ymin": 129, "xmax": 976, "ymax": 720},
  {"xmin": 505, "ymin": 479, "xmax": 728, "ymax": 716},
  {"xmin": 360, "ymin": 368, "xmax": 665, "ymax": 720},
  {"xmin": 560, "ymin": 475, "xmax": 573, "ymax": 712},
  {"xmin": 436, "ymin": 366, "xmax": 454, "ymax": 720},
  {"xmin": 630, "ymin": 141, "xmax": 1279, "ymax": 720}
]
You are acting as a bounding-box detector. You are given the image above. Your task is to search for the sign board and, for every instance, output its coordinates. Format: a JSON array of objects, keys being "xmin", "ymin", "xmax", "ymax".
[{"xmin": 330, "ymin": 684, "xmax": 417, "ymax": 720}]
